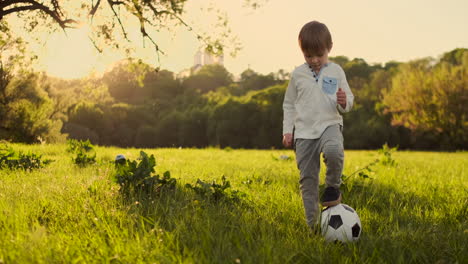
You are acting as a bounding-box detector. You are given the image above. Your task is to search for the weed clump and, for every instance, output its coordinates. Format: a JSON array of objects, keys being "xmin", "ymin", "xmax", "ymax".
[
  {"xmin": 186, "ymin": 176, "xmax": 245, "ymax": 203},
  {"xmin": 114, "ymin": 151, "xmax": 176, "ymax": 201},
  {"xmin": 337, "ymin": 143, "xmax": 398, "ymax": 195},
  {"xmin": 0, "ymin": 143, "xmax": 52, "ymax": 171},
  {"xmin": 67, "ymin": 139, "xmax": 96, "ymax": 167},
  {"xmin": 378, "ymin": 143, "xmax": 398, "ymax": 166}
]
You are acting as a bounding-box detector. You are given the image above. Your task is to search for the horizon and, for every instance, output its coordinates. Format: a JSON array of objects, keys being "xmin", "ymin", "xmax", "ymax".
[{"xmin": 36, "ymin": 49, "xmax": 456, "ymax": 81}]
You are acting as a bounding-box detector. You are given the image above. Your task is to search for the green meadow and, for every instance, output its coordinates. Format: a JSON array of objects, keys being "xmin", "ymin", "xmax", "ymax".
[{"xmin": 0, "ymin": 143, "xmax": 466, "ymax": 263}]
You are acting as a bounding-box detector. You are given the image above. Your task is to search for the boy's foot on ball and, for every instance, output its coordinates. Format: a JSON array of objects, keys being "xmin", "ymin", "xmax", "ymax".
[{"xmin": 321, "ymin": 186, "xmax": 342, "ymax": 207}]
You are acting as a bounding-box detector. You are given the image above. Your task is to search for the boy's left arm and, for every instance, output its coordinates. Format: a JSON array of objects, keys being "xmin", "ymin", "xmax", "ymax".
[{"xmin": 336, "ymin": 70, "xmax": 354, "ymax": 113}]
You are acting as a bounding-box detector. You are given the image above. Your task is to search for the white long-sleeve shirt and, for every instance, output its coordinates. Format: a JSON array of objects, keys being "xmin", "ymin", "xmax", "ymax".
[{"xmin": 283, "ymin": 62, "xmax": 354, "ymax": 139}]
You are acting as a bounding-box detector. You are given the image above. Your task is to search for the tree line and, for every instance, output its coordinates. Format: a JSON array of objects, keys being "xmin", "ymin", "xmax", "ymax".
[{"xmin": 1, "ymin": 37, "xmax": 466, "ymax": 150}]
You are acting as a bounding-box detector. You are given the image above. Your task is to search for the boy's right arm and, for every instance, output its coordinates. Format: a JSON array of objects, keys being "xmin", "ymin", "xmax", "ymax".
[
  {"xmin": 282, "ymin": 133, "xmax": 293, "ymax": 148},
  {"xmin": 283, "ymin": 76, "xmax": 297, "ymax": 147}
]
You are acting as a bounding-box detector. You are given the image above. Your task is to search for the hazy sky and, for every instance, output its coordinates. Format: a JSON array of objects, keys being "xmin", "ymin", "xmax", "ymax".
[{"xmin": 9, "ymin": 0, "xmax": 468, "ymax": 79}]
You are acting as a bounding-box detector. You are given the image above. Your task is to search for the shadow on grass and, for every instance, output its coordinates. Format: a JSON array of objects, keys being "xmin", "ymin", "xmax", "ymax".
[
  {"xmin": 337, "ymin": 179, "xmax": 467, "ymax": 264},
  {"xmin": 116, "ymin": 177, "xmax": 466, "ymax": 264},
  {"xmin": 118, "ymin": 180, "xmax": 324, "ymax": 264}
]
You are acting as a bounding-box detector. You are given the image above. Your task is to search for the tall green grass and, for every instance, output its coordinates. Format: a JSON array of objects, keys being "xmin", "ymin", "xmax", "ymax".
[{"xmin": 0, "ymin": 144, "xmax": 466, "ymax": 263}]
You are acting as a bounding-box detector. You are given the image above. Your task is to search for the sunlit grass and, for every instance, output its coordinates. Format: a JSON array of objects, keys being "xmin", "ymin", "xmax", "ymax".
[{"xmin": 0, "ymin": 144, "xmax": 466, "ymax": 263}]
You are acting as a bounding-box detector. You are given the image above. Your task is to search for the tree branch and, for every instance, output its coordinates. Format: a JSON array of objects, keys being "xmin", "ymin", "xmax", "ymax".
[
  {"xmin": 108, "ymin": 0, "xmax": 125, "ymax": 5},
  {"xmin": 131, "ymin": 1, "xmax": 163, "ymax": 54},
  {"xmin": 89, "ymin": 0, "xmax": 102, "ymax": 16},
  {"xmin": 0, "ymin": 0, "xmax": 31, "ymax": 9},
  {"xmin": 106, "ymin": 0, "xmax": 129, "ymax": 41},
  {"xmin": 145, "ymin": 1, "xmax": 192, "ymax": 30},
  {"xmin": 88, "ymin": 36, "xmax": 103, "ymax": 53},
  {"xmin": 2, "ymin": 5, "xmax": 38, "ymax": 17},
  {"xmin": 1, "ymin": 0, "xmax": 75, "ymax": 29}
]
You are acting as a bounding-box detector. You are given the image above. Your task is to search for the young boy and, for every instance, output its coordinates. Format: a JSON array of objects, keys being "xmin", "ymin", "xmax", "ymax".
[{"xmin": 282, "ymin": 21, "xmax": 354, "ymax": 230}]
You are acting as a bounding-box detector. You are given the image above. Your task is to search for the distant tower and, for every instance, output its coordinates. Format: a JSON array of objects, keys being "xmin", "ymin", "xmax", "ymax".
[
  {"xmin": 194, "ymin": 50, "xmax": 203, "ymax": 66},
  {"xmin": 194, "ymin": 50, "xmax": 224, "ymax": 66},
  {"xmin": 216, "ymin": 54, "xmax": 224, "ymax": 65},
  {"xmin": 189, "ymin": 50, "xmax": 224, "ymax": 75},
  {"xmin": 203, "ymin": 52, "xmax": 214, "ymax": 65}
]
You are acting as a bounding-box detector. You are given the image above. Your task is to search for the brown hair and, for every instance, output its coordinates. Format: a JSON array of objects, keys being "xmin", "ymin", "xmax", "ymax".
[{"xmin": 298, "ymin": 21, "xmax": 332, "ymax": 55}]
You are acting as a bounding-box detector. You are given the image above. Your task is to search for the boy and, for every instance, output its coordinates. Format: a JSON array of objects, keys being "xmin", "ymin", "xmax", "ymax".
[{"xmin": 282, "ymin": 21, "xmax": 354, "ymax": 230}]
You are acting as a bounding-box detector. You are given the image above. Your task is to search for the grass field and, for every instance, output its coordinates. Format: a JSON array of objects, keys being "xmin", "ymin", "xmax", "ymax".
[{"xmin": 0, "ymin": 143, "xmax": 466, "ymax": 263}]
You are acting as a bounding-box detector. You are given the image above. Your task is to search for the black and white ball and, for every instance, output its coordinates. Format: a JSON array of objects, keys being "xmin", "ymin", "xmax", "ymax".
[
  {"xmin": 115, "ymin": 154, "xmax": 126, "ymax": 165},
  {"xmin": 321, "ymin": 203, "xmax": 362, "ymax": 243}
]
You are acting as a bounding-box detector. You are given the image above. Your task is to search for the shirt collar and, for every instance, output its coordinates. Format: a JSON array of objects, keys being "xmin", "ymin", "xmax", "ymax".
[{"xmin": 305, "ymin": 62, "xmax": 330, "ymax": 82}]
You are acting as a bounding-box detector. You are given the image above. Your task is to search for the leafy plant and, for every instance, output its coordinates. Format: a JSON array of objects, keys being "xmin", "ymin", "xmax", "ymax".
[
  {"xmin": 114, "ymin": 151, "xmax": 176, "ymax": 200},
  {"xmin": 378, "ymin": 143, "xmax": 398, "ymax": 166},
  {"xmin": 0, "ymin": 143, "xmax": 52, "ymax": 171},
  {"xmin": 339, "ymin": 158, "xmax": 379, "ymax": 194},
  {"xmin": 66, "ymin": 139, "xmax": 96, "ymax": 167},
  {"xmin": 335, "ymin": 144, "xmax": 398, "ymax": 194},
  {"xmin": 186, "ymin": 176, "xmax": 245, "ymax": 202}
]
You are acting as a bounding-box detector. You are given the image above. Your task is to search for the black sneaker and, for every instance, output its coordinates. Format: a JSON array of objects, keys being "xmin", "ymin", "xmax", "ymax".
[{"xmin": 321, "ymin": 187, "xmax": 342, "ymax": 207}]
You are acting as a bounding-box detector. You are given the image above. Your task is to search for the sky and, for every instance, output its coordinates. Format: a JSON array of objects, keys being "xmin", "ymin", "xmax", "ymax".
[{"xmin": 7, "ymin": 0, "xmax": 468, "ymax": 79}]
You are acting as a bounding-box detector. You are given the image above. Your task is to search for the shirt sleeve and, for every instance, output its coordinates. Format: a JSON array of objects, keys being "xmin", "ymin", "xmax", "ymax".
[
  {"xmin": 282, "ymin": 75, "xmax": 297, "ymax": 135},
  {"xmin": 337, "ymin": 68, "xmax": 354, "ymax": 113}
]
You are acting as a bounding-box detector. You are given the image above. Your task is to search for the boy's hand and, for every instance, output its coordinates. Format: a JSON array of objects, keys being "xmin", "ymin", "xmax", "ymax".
[
  {"xmin": 337, "ymin": 88, "xmax": 347, "ymax": 109},
  {"xmin": 283, "ymin": 133, "xmax": 293, "ymax": 148}
]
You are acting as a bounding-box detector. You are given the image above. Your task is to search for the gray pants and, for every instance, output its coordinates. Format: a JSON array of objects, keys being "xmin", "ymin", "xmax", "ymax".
[{"xmin": 295, "ymin": 124, "xmax": 344, "ymax": 228}]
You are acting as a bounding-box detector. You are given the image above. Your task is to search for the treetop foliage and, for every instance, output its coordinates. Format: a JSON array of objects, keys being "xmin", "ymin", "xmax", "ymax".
[{"xmin": 382, "ymin": 49, "xmax": 467, "ymax": 149}]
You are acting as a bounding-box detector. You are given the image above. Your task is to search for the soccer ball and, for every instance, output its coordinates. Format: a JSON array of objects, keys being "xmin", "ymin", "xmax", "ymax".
[
  {"xmin": 321, "ymin": 203, "xmax": 361, "ymax": 243},
  {"xmin": 115, "ymin": 154, "xmax": 126, "ymax": 165}
]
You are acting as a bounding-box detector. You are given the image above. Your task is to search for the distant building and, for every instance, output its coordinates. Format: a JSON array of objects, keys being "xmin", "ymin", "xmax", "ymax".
[
  {"xmin": 177, "ymin": 50, "xmax": 224, "ymax": 79},
  {"xmin": 194, "ymin": 50, "xmax": 224, "ymax": 67}
]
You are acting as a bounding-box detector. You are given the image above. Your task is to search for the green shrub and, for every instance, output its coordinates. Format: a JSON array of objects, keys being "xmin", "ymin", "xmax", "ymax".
[
  {"xmin": 0, "ymin": 143, "xmax": 52, "ymax": 171},
  {"xmin": 186, "ymin": 176, "xmax": 245, "ymax": 203},
  {"xmin": 337, "ymin": 144, "xmax": 397, "ymax": 195},
  {"xmin": 378, "ymin": 143, "xmax": 398, "ymax": 166},
  {"xmin": 66, "ymin": 139, "xmax": 96, "ymax": 167},
  {"xmin": 114, "ymin": 151, "xmax": 176, "ymax": 200}
]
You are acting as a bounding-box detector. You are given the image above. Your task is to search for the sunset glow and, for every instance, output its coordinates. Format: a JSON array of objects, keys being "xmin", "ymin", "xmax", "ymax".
[
  {"xmin": 6, "ymin": 0, "xmax": 468, "ymax": 79},
  {"xmin": 39, "ymin": 24, "xmax": 104, "ymax": 79}
]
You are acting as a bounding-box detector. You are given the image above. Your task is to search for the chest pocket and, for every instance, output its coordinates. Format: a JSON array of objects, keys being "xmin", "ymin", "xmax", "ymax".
[{"xmin": 322, "ymin": 76, "xmax": 338, "ymax": 94}]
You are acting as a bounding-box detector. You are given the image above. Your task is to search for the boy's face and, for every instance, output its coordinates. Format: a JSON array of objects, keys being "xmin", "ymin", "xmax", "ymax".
[{"xmin": 303, "ymin": 49, "xmax": 329, "ymax": 72}]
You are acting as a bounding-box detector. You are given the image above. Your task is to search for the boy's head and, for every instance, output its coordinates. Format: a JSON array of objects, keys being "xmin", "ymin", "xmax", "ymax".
[
  {"xmin": 298, "ymin": 21, "xmax": 333, "ymax": 71},
  {"xmin": 299, "ymin": 21, "xmax": 333, "ymax": 55}
]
